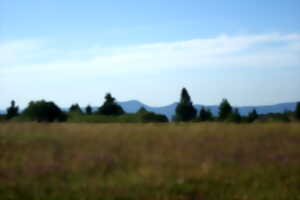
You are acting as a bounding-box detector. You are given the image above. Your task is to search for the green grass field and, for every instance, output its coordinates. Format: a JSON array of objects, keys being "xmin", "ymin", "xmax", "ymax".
[{"xmin": 0, "ymin": 123, "xmax": 299, "ymax": 200}]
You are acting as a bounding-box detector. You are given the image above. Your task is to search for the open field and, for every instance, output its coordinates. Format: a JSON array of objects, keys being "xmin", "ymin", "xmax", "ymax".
[{"xmin": 0, "ymin": 123, "xmax": 300, "ymax": 200}]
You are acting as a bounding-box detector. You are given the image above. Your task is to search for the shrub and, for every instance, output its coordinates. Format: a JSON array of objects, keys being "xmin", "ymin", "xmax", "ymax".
[
  {"xmin": 6, "ymin": 100, "xmax": 19, "ymax": 120},
  {"xmin": 198, "ymin": 107, "xmax": 213, "ymax": 122},
  {"xmin": 141, "ymin": 112, "xmax": 168, "ymax": 123}
]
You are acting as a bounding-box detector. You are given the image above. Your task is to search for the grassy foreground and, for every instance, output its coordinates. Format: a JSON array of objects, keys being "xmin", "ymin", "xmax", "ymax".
[{"xmin": 0, "ymin": 123, "xmax": 300, "ymax": 200}]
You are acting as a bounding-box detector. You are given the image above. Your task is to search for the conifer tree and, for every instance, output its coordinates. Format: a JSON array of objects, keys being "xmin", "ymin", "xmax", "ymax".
[
  {"xmin": 219, "ymin": 99, "xmax": 232, "ymax": 120},
  {"xmin": 174, "ymin": 88, "xmax": 197, "ymax": 122},
  {"xmin": 85, "ymin": 105, "xmax": 92, "ymax": 115}
]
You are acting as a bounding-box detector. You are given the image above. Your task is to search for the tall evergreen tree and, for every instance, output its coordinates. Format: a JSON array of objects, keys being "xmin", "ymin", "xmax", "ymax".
[
  {"xmin": 218, "ymin": 99, "xmax": 232, "ymax": 120},
  {"xmin": 6, "ymin": 100, "xmax": 19, "ymax": 120},
  {"xmin": 98, "ymin": 93, "xmax": 125, "ymax": 115},
  {"xmin": 85, "ymin": 105, "xmax": 92, "ymax": 115},
  {"xmin": 295, "ymin": 102, "xmax": 300, "ymax": 120},
  {"xmin": 174, "ymin": 88, "xmax": 197, "ymax": 122}
]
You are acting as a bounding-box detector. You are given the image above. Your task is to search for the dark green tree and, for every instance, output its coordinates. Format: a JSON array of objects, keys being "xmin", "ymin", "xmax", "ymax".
[
  {"xmin": 206, "ymin": 109, "xmax": 213, "ymax": 121},
  {"xmin": 198, "ymin": 107, "xmax": 213, "ymax": 122},
  {"xmin": 141, "ymin": 112, "xmax": 168, "ymax": 123},
  {"xmin": 69, "ymin": 103, "xmax": 82, "ymax": 114},
  {"xmin": 219, "ymin": 99, "xmax": 232, "ymax": 120},
  {"xmin": 85, "ymin": 105, "xmax": 92, "ymax": 115},
  {"xmin": 137, "ymin": 107, "xmax": 148, "ymax": 114},
  {"xmin": 136, "ymin": 107, "xmax": 168, "ymax": 123},
  {"xmin": 248, "ymin": 108, "xmax": 258, "ymax": 122},
  {"xmin": 228, "ymin": 108, "xmax": 242, "ymax": 123},
  {"xmin": 98, "ymin": 93, "xmax": 125, "ymax": 115},
  {"xmin": 23, "ymin": 100, "xmax": 67, "ymax": 122},
  {"xmin": 6, "ymin": 100, "xmax": 19, "ymax": 120},
  {"xmin": 174, "ymin": 88, "xmax": 197, "ymax": 122},
  {"xmin": 295, "ymin": 102, "xmax": 300, "ymax": 120}
]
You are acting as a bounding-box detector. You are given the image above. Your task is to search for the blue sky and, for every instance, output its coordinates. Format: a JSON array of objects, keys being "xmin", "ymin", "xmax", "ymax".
[{"xmin": 1, "ymin": 0, "xmax": 300, "ymax": 108}]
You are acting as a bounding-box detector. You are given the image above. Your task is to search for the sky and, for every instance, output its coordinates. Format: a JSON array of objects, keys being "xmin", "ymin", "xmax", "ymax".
[{"xmin": 1, "ymin": 0, "xmax": 300, "ymax": 108}]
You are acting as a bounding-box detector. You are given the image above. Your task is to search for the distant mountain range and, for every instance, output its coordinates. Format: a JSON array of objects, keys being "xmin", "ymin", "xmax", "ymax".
[
  {"xmin": 117, "ymin": 100, "xmax": 298, "ymax": 119},
  {"xmin": 0, "ymin": 101, "xmax": 297, "ymax": 119}
]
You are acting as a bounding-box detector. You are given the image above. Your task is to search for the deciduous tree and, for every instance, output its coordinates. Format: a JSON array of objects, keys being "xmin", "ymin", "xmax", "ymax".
[
  {"xmin": 98, "ymin": 93, "xmax": 125, "ymax": 115},
  {"xmin": 23, "ymin": 100, "xmax": 67, "ymax": 122}
]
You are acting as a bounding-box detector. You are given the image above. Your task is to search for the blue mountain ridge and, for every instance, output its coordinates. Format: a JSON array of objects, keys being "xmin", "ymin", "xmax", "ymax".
[
  {"xmin": 117, "ymin": 100, "xmax": 297, "ymax": 119},
  {"xmin": 0, "ymin": 101, "xmax": 297, "ymax": 119}
]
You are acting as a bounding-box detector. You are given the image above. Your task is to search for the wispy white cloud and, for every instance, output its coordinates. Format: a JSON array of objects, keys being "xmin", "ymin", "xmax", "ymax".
[
  {"xmin": 0, "ymin": 39, "xmax": 45, "ymax": 66},
  {"xmin": 1, "ymin": 33, "xmax": 300, "ymax": 80},
  {"xmin": 1, "ymin": 33, "xmax": 300, "ymax": 108}
]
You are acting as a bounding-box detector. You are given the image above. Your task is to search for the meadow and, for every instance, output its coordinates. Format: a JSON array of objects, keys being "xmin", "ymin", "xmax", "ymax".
[{"xmin": 0, "ymin": 122, "xmax": 299, "ymax": 200}]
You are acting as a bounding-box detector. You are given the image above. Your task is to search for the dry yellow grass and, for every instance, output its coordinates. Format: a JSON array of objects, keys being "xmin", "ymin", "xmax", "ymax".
[{"xmin": 0, "ymin": 122, "xmax": 299, "ymax": 200}]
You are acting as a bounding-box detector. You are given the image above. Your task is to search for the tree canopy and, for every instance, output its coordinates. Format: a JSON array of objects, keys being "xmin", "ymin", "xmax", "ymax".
[
  {"xmin": 2, "ymin": 89, "xmax": 298, "ymax": 124},
  {"xmin": 23, "ymin": 100, "xmax": 67, "ymax": 122}
]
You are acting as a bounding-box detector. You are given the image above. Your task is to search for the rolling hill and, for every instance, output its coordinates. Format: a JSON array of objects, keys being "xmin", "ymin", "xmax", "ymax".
[{"xmin": 118, "ymin": 100, "xmax": 297, "ymax": 119}]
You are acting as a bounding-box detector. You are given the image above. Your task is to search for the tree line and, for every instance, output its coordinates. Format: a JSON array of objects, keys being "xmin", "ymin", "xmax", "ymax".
[
  {"xmin": 174, "ymin": 88, "xmax": 299, "ymax": 123},
  {"xmin": 2, "ymin": 88, "xmax": 300, "ymax": 123}
]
